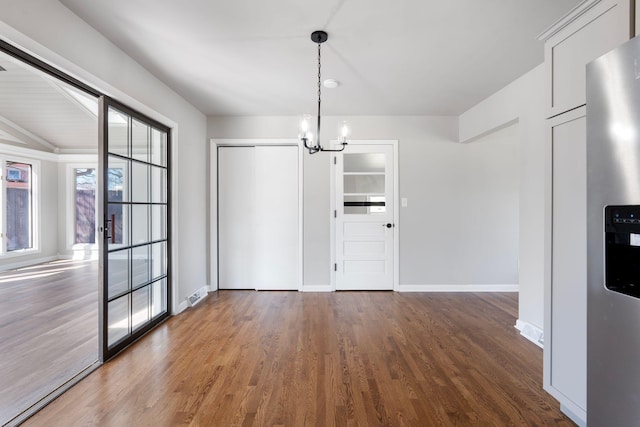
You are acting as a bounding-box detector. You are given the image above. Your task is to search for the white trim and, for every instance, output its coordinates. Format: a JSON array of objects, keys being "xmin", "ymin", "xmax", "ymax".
[
  {"xmin": 0, "ymin": 143, "xmax": 57, "ymax": 161},
  {"xmin": 297, "ymin": 139, "xmax": 304, "ymax": 291},
  {"xmin": 330, "ymin": 140, "xmax": 400, "ymax": 292},
  {"xmin": 210, "ymin": 138, "xmax": 303, "ymax": 292},
  {"xmin": 397, "ymin": 284, "xmax": 519, "ymax": 292},
  {"xmin": 170, "ymin": 125, "xmax": 179, "ymax": 315},
  {"xmin": 515, "ymin": 319, "xmax": 544, "ymax": 348},
  {"xmin": 301, "ymin": 284, "xmax": 332, "ymax": 292},
  {"xmin": 175, "ymin": 299, "xmax": 189, "ymax": 314},
  {"xmin": 209, "ymin": 140, "xmax": 218, "ymax": 291},
  {"xmin": 0, "ymin": 154, "xmax": 41, "ymax": 257},
  {"xmin": 0, "ymin": 255, "xmax": 58, "ymax": 272},
  {"xmin": 392, "ymin": 141, "xmax": 399, "ymax": 292},
  {"xmin": 560, "ymin": 403, "xmax": 587, "ymax": 427},
  {"xmin": 330, "ymin": 152, "xmax": 335, "ymax": 290},
  {"xmin": 536, "ymin": 0, "xmax": 602, "ymax": 41},
  {"xmin": 0, "ymin": 143, "xmax": 97, "ymax": 163}
]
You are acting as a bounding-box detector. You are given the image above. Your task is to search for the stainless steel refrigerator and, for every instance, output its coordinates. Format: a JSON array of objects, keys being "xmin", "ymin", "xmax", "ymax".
[{"xmin": 587, "ymin": 35, "xmax": 640, "ymax": 426}]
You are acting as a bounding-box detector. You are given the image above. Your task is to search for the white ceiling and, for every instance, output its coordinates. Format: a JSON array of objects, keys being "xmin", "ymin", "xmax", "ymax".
[
  {"xmin": 59, "ymin": 0, "xmax": 581, "ymax": 117},
  {"xmin": 0, "ymin": 50, "xmax": 98, "ymax": 151}
]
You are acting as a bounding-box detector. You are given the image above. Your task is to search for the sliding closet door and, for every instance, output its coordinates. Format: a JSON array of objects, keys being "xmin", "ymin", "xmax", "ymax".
[
  {"xmin": 218, "ymin": 145, "xmax": 299, "ymax": 290},
  {"xmin": 100, "ymin": 97, "xmax": 170, "ymax": 361},
  {"xmin": 218, "ymin": 147, "xmax": 255, "ymax": 289},
  {"xmin": 254, "ymin": 146, "xmax": 299, "ymax": 289}
]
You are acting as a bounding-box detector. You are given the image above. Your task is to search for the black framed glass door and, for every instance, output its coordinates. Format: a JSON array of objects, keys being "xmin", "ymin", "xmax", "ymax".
[{"xmin": 99, "ymin": 97, "xmax": 170, "ymax": 361}]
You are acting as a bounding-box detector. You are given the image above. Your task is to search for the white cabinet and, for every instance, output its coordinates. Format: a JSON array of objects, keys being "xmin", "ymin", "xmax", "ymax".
[
  {"xmin": 540, "ymin": 1, "xmax": 634, "ymax": 425},
  {"xmin": 545, "ymin": 108, "xmax": 587, "ymax": 424},
  {"xmin": 543, "ymin": 0, "xmax": 631, "ymax": 117}
]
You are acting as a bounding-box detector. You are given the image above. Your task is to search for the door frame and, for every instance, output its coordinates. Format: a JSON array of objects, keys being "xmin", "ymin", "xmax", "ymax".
[
  {"xmin": 330, "ymin": 140, "xmax": 400, "ymax": 291},
  {"xmin": 210, "ymin": 139, "xmax": 304, "ymax": 291},
  {"xmin": 99, "ymin": 96, "xmax": 172, "ymax": 361}
]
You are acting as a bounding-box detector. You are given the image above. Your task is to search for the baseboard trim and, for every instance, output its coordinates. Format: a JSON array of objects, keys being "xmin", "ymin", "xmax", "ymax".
[
  {"xmin": 560, "ymin": 403, "xmax": 587, "ymax": 427},
  {"xmin": 515, "ymin": 319, "xmax": 544, "ymax": 348},
  {"xmin": 397, "ymin": 284, "xmax": 519, "ymax": 292},
  {"xmin": 187, "ymin": 286, "xmax": 208, "ymax": 306},
  {"xmin": 175, "ymin": 300, "xmax": 189, "ymax": 314},
  {"xmin": 0, "ymin": 255, "xmax": 59, "ymax": 272},
  {"xmin": 301, "ymin": 285, "xmax": 332, "ymax": 292}
]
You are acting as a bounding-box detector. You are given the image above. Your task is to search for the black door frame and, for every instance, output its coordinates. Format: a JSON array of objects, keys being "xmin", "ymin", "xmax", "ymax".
[{"xmin": 98, "ymin": 96, "xmax": 172, "ymax": 361}]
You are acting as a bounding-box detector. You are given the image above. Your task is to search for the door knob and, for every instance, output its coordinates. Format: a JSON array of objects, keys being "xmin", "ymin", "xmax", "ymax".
[{"xmin": 384, "ymin": 223, "xmax": 394, "ymax": 228}]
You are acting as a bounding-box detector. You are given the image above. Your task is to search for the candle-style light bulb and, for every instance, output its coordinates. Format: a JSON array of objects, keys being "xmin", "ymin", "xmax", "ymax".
[
  {"xmin": 338, "ymin": 120, "xmax": 351, "ymax": 143},
  {"xmin": 299, "ymin": 114, "xmax": 311, "ymax": 137}
]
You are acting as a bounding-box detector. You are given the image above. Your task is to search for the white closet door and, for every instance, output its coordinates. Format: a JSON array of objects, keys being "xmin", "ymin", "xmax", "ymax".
[
  {"xmin": 218, "ymin": 145, "xmax": 299, "ymax": 290},
  {"xmin": 218, "ymin": 146, "xmax": 255, "ymax": 289},
  {"xmin": 254, "ymin": 146, "xmax": 299, "ymax": 290}
]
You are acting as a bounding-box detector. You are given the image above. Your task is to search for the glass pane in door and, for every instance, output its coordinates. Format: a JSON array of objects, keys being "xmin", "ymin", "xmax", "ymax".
[
  {"xmin": 108, "ymin": 295, "xmax": 129, "ymax": 346},
  {"xmin": 343, "ymin": 153, "xmax": 387, "ymax": 216}
]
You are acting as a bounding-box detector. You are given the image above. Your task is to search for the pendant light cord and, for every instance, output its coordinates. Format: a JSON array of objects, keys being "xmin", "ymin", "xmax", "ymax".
[{"xmin": 316, "ymin": 41, "xmax": 322, "ymax": 149}]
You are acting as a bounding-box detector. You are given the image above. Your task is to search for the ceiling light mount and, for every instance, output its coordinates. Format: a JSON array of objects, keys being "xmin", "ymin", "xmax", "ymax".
[
  {"xmin": 299, "ymin": 30, "xmax": 350, "ymax": 154},
  {"xmin": 310, "ymin": 30, "xmax": 328, "ymax": 44},
  {"xmin": 323, "ymin": 79, "xmax": 339, "ymax": 89}
]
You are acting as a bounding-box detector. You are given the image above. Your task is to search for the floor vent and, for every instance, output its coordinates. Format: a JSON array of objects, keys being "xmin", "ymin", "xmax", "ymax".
[
  {"xmin": 515, "ymin": 319, "xmax": 544, "ymax": 348},
  {"xmin": 187, "ymin": 289, "xmax": 205, "ymax": 307}
]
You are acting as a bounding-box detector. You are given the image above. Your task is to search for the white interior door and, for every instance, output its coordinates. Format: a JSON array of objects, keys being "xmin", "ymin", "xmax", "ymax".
[
  {"xmin": 218, "ymin": 146, "xmax": 255, "ymax": 289},
  {"xmin": 335, "ymin": 144, "xmax": 394, "ymax": 290},
  {"xmin": 218, "ymin": 145, "xmax": 299, "ymax": 290},
  {"xmin": 254, "ymin": 146, "xmax": 299, "ymax": 290}
]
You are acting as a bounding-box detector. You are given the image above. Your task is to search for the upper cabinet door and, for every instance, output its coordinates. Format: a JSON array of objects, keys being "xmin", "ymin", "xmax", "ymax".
[{"xmin": 543, "ymin": 0, "xmax": 632, "ymax": 118}]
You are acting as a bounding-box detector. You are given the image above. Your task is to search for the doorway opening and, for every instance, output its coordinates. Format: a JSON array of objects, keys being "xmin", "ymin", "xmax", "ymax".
[
  {"xmin": 0, "ymin": 40, "xmax": 172, "ymax": 426},
  {"xmin": 0, "ymin": 42, "xmax": 100, "ymax": 426}
]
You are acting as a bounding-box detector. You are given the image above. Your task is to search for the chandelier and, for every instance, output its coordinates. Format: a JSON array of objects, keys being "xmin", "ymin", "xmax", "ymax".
[{"xmin": 299, "ymin": 30, "xmax": 351, "ymax": 154}]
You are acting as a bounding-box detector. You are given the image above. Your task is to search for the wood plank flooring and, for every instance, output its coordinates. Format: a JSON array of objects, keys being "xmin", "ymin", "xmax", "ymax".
[
  {"xmin": 0, "ymin": 259, "xmax": 98, "ymax": 426},
  {"xmin": 24, "ymin": 291, "xmax": 573, "ymax": 426}
]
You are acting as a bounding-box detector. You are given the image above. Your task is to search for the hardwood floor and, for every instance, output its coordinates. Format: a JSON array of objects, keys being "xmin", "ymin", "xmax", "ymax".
[
  {"xmin": 0, "ymin": 259, "xmax": 98, "ymax": 426},
  {"xmin": 24, "ymin": 291, "xmax": 573, "ymax": 426}
]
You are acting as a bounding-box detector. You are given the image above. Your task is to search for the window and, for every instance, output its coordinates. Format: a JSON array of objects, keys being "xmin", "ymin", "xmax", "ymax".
[
  {"xmin": 74, "ymin": 168, "xmax": 96, "ymax": 244},
  {"xmin": 1, "ymin": 157, "xmax": 39, "ymax": 255}
]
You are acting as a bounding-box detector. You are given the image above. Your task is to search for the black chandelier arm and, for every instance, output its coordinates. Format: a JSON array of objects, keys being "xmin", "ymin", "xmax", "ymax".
[
  {"xmin": 301, "ymin": 137, "xmax": 321, "ymax": 154},
  {"xmin": 319, "ymin": 142, "xmax": 348, "ymax": 152}
]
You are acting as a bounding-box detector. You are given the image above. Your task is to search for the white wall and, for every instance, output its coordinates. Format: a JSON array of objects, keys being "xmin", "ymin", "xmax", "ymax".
[
  {"xmin": 208, "ymin": 115, "xmax": 519, "ymax": 290},
  {"xmin": 0, "ymin": 0, "xmax": 209, "ymax": 311},
  {"xmin": 459, "ymin": 64, "xmax": 546, "ymax": 335}
]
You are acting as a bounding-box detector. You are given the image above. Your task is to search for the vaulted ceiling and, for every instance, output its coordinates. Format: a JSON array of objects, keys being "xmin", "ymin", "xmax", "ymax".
[{"xmin": 0, "ymin": 51, "xmax": 97, "ymax": 152}]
